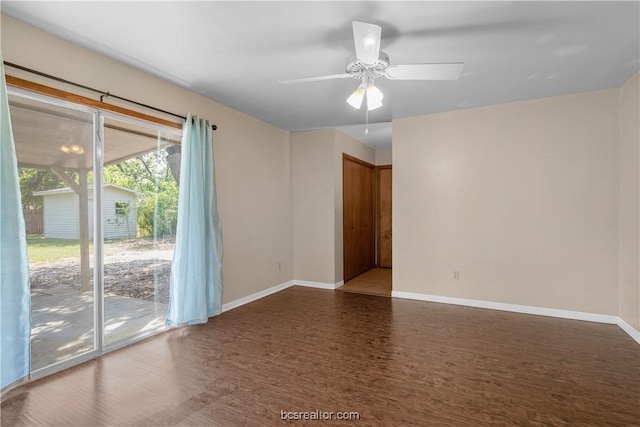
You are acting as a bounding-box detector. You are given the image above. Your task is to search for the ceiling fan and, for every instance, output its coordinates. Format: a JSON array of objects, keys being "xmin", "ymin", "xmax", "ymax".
[{"xmin": 278, "ymin": 21, "xmax": 465, "ymax": 111}]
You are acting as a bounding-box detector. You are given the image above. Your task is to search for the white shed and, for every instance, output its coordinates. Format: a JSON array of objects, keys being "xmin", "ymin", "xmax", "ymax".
[{"xmin": 33, "ymin": 183, "xmax": 144, "ymax": 240}]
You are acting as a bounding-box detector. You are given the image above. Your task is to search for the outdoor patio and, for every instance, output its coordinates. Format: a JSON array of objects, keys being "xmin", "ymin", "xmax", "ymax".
[
  {"xmin": 31, "ymin": 288, "xmax": 168, "ymax": 371},
  {"xmin": 29, "ymin": 238, "xmax": 173, "ymax": 371}
]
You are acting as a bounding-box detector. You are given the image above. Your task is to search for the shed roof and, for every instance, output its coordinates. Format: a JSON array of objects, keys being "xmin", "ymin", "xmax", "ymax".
[{"xmin": 33, "ymin": 183, "xmax": 145, "ymax": 197}]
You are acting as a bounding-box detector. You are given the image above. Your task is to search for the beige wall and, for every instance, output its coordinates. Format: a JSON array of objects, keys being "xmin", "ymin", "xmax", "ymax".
[
  {"xmin": 375, "ymin": 147, "xmax": 392, "ymax": 165},
  {"xmin": 619, "ymin": 72, "xmax": 640, "ymax": 330},
  {"xmin": 291, "ymin": 130, "xmax": 336, "ymax": 283},
  {"xmin": 394, "ymin": 89, "xmax": 620, "ymax": 315},
  {"xmin": 5, "ymin": 14, "xmax": 637, "ymax": 325},
  {"xmin": 2, "ymin": 15, "xmax": 293, "ymax": 304},
  {"xmin": 292, "ymin": 129, "xmax": 374, "ymax": 284}
]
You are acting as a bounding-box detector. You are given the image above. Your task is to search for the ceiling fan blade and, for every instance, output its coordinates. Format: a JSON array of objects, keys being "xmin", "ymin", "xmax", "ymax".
[
  {"xmin": 278, "ymin": 73, "xmax": 352, "ymax": 84},
  {"xmin": 385, "ymin": 63, "xmax": 465, "ymax": 80},
  {"xmin": 352, "ymin": 21, "xmax": 381, "ymax": 65}
]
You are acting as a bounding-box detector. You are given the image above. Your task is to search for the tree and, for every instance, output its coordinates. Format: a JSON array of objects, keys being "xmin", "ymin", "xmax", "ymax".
[
  {"xmin": 19, "ymin": 168, "xmax": 65, "ymax": 209},
  {"xmin": 104, "ymin": 148, "xmax": 179, "ymax": 238},
  {"xmin": 165, "ymin": 146, "xmax": 181, "ymax": 185}
]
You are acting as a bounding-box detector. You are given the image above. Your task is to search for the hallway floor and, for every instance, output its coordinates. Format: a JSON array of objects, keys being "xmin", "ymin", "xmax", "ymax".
[{"xmin": 337, "ymin": 267, "xmax": 392, "ymax": 297}]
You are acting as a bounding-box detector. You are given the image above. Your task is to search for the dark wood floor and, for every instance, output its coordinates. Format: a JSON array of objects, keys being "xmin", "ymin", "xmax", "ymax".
[{"xmin": 2, "ymin": 286, "xmax": 639, "ymax": 426}]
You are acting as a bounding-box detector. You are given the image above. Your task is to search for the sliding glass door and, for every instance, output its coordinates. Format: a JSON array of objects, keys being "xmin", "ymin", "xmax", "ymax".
[
  {"xmin": 101, "ymin": 116, "xmax": 180, "ymax": 349},
  {"xmin": 8, "ymin": 88, "xmax": 180, "ymax": 376},
  {"xmin": 9, "ymin": 91, "xmax": 98, "ymax": 373}
]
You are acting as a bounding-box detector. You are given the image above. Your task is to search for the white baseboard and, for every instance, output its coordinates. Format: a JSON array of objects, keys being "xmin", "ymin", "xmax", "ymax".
[
  {"xmin": 222, "ymin": 283, "xmax": 640, "ymax": 345},
  {"xmin": 617, "ymin": 317, "xmax": 640, "ymax": 344},
  {"xmin": 221, "ymin": 280, "xmax": 294, "ymax": 313},
  {"xmin": 220, "ymin": 278, "xmax": 342, "ymax": 313},
  {"xmin": 293, "ymin": 280, "xmax": 341, "ymax": 290},
  {"xmin": 391, "ymin": 290, "xmax": 619, "ymax": 324}
]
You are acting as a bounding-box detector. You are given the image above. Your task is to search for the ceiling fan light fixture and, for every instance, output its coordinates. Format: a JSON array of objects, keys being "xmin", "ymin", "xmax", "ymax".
[
  {"xmin": 366, "ymin": 84, "xmax": 383, "ymax": 111},
  {"xmin": 60, "ymin": 144, "xmax": 85, "ymax": 155},
  {"xmin": 278, "ymin": 20, "xmax": 465, "ymax": 117},
  {"xmin": 346, "ymin": 85, "xmax": 365, "ymax": 109}
]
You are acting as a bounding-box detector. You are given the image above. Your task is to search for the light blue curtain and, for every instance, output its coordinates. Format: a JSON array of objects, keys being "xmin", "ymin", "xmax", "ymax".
[
  {"xmin": 166, "ymin": 113, "xmax": 223, "ymax": 327},
  {"xmin": 0, "ymin": 54, "xmax": 31, "ymax": 390}
]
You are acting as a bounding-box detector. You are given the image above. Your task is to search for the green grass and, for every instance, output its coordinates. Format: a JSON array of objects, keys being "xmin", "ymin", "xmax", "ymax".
[
  {"xmin": 26, "ymin": 236, "xmax": 89, "ymax": 263},
  {"xmin": 26, "ymin": 236, "xmax": 122, "ymax": 263}
]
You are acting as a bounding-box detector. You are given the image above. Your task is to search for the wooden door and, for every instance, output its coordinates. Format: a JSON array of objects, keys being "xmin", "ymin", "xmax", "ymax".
[
  {"xmin": 377, "ymin": 166, "xmax": 392, "ymax": 267},
  {"xmin": 343, "ymin": 154, "xmax": 375, "ymax": 281}
]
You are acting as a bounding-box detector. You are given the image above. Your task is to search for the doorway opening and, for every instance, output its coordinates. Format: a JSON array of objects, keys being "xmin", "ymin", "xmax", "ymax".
[{"xmin": 339, "ymin": 154, "xmax": 392, "ymax": 296}]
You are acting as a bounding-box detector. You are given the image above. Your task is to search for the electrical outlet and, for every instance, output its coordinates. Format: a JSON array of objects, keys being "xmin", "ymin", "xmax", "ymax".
[
  {"xmin": 453, "ymin": 271, "xmax": 460, "ymax": 280},
  {"xmin": 278, "ymin": 262, "xmax": 282, "ymax": 271}
]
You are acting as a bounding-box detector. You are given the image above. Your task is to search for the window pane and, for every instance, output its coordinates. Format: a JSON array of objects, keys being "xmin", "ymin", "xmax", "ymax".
[
  {"xmin": 102, "ymin": 117, "xmax": 180, "ymax": 346},
  {"xmin": 9, "ymin": 94, "xmax": 96, "ymax": 371}
]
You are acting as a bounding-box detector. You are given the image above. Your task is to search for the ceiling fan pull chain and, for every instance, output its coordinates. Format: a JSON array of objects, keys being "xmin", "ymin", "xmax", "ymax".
[{"xmin": 365, "ymin": 106, "xmax": 369, "ymax": 135}]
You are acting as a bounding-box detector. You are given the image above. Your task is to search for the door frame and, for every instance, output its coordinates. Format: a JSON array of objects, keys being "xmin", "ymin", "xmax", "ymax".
[
  {"xmin": 342, "ymin": 153, "xmax": 375, "ymax": 282},
  {"xmin": 375, "ymin": 165, "xmax": 392, "ymax": 267}
]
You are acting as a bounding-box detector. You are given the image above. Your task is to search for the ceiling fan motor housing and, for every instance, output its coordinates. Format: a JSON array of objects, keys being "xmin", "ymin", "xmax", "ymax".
[{"xmin": 345, "ymin": 51, "xmax": 390, "ymax": 80}]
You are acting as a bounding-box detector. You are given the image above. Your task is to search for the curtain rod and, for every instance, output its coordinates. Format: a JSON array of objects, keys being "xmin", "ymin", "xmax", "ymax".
[{"xmin": 3, "ymin": 61, "xmax": 217, "ymax": 131}]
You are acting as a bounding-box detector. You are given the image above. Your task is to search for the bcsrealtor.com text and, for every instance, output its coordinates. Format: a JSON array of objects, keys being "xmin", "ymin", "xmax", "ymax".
[{"xmin": 281, "ymin": 410, "xmax": 361, "ymax": 421}]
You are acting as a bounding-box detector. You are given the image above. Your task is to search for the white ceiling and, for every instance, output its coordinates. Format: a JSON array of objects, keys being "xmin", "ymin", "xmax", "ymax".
[{"xmin": 3, "ymin": 1, "xmax": 639, "ymax": 149}]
